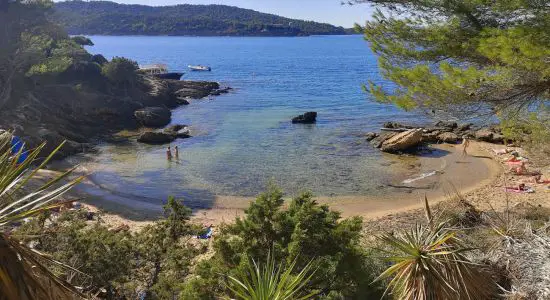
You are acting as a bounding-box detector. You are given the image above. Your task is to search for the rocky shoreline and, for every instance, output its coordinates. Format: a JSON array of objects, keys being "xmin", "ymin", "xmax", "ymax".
[
  {"xmin": 0, "ymin": 76, "xmax": 229, "ymax": 158},
  {"xmin": 366, "ymin": 121, "xmax": 507, "ymax": 153}
]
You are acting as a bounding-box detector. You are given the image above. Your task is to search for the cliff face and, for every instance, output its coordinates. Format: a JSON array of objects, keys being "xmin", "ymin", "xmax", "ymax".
[{"xmin": 0, "ymin": 73, "xmax": 221, "ymax": 158}]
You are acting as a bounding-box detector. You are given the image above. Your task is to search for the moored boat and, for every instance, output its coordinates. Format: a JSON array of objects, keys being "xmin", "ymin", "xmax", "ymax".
[{"xmin": 188, "ymin": 65, "xmax": 211, "ymax": 71}]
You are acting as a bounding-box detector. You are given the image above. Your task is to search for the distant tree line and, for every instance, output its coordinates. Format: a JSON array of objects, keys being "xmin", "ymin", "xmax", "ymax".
[{"xmin": 50, "ymin": 1, "xmax": 351, "ymax": 36}]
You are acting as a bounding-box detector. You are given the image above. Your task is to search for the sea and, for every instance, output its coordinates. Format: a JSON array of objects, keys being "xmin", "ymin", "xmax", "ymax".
[{"xmin": 77, "ymin": 35, "xmax": 430, "ymax": 206}]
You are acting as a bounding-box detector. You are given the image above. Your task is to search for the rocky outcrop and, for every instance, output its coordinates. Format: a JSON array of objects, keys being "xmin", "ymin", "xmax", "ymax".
[
  {"xmin": 380, "ymin": 128, "xmax": 423, "ymax": 153},
  {"xmin": 134, "ymin": 107, "xmax": 172, "ymax": 128},
  {"xmin": 137, "ymin": 131, "xmax": 175, "ymax": 144},
  {"xmin": 0, "ymin": 73, "xmax": 226, "ymax": 159},
  {"xmin": 292, "ymin": 112, "xmax": 317, "ymax": 124}
]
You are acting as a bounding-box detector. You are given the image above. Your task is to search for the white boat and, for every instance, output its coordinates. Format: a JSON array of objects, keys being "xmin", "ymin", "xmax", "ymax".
[{"xmin": 188, "ymin": 65, "xmax": 211, "ymax": 71}]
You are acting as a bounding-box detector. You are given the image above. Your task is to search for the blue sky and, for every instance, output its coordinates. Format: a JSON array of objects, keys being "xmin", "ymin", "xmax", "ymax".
[{"xmin": 64, "ymin": 0, "xmax": 374, "ymax": 27}]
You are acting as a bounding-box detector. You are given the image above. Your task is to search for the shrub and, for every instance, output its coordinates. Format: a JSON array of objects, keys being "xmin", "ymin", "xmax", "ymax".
[
  {"xmin": 375, "ymin": 198, "xmax": 496, "ymax": 300},
  {"xmin": 101, "ymin": 56, "xmax": 139, "ymax": 86},
  {"xmin": 70, "ymin": 35, "xmax": 94, "ymax": 46},
  {"xmin": 183, "ymin": 185, "xmax": 384, "ymax": 299}
]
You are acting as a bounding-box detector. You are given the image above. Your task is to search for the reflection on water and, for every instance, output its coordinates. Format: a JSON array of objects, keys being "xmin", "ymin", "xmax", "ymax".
[{"xmin": 76, "ymin": 35, "xmax": 429, "ymax": 205}]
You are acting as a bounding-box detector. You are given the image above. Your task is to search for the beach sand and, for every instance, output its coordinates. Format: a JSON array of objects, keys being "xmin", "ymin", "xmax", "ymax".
[{"xmin": 36, "ymin": 140, "xmax": 511, "ymax": 230}]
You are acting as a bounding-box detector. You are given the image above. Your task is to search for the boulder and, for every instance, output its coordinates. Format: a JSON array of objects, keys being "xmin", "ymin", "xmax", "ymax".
[
  {"xmin": 434, "ymin": 121, "xmax": 458, "ymax": 129},
  {"xmin": 163, "ymin": 124, "xmax": 191, "ymax": 138},
  {"xmin": 421, "ymin": 130, "xmax": 440, "ymax": 143},
  {"xmin": 382, "ymin": 122, "xmax": 416, "ymax": 129},
  {"xmin": 137, "ymin": 131, "xmax": 176, "ymax": 144},
  {"xmin": 292, "ymin": 112, "xmax": 317, "ymax": 124},
  {"xmin": 475, "ymin": 129, "xmax": 494, "ymax": 141},
  {"xmin": 134, "ymin": 107, "xmax": 171, "ymax": 128},
  {"xmin": 380, "ymin": 128, "xmax": 423, "ymax": 153},
  {"xmin": 365, "ymin": 132, "xmax": 379, "ymax": 142},
  {"xmin": 458, "ymin": 123, "xmax": 473, "ymax": 131},
  {"xmin": 491, "ymin": 133, "xmax": 505, "ymax": 144},
  {"xmin": 437, "ymin": 132, "xmax": 459, "ymax": 143}
]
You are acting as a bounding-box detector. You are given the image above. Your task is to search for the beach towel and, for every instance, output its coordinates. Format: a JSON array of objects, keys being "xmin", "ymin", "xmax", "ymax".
[{"xmin": 505, "ymin": 187, "xmax": 535, "ymax": 194}]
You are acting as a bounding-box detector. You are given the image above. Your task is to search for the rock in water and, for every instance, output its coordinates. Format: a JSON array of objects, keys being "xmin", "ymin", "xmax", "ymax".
[
  {"xmin": 163, "ymin": 124, "xmax": 191, "ymax": 138},
  {"xmin": 137, "ymin": 131, "xmax": 176, "ymax": 144},
  {"xmin": 381, "ymin": 128, "xmax": 423, "ymax": 153},
  {"xmin": 437, "ymin": 132, "xmax": 459, "ymax": 143},
  {"xmin": 292, "ymin": 112, "xmax": 317, "ymax": 124},
  {"xmin": 134, "ymin": 107, "xmax": 171, "ymax": 128},
  {"xmin": 434, "ymin": 121, "xmax": 458, "ymax": 129},
  {"xmin": 365, "ymin": 132, "xmax": 379, "ymax": 141}
]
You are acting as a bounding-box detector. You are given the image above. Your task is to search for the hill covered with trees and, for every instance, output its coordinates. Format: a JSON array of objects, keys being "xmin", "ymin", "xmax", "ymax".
[{"xmin": 51, "ymin": 1, "xmax": 350, "ymax": 36}]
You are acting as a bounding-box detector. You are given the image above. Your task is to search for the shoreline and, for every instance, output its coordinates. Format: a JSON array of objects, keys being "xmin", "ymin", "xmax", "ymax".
[{"xmin": 51, "ymin": 140, "xmax": 503, "ymax": 228}]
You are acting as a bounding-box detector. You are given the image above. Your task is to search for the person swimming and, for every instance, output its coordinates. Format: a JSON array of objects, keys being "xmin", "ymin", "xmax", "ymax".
[
  {"xmin": 174, "ymin": 145, "xmax": 179, "ymax": 159},
  {"xmin": 166, "ymin": 146, "xmax": 172, "ymax": 160}
]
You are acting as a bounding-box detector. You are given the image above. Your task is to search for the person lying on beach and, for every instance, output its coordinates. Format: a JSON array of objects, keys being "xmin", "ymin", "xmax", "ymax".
[
  {"xmin": 511, "ymin": 162, "xmax": 541, "ymax": 176},
  {"xmin": 533, "ymin": 175, "xmax": 550, "ymax": 184},
  {"xmin": 492, "ymin": 148, "xmax": 512, "ymax": 155},
  {"xmin": 505, "ymin": 183, "xmax": 535, "ymax": 193}
]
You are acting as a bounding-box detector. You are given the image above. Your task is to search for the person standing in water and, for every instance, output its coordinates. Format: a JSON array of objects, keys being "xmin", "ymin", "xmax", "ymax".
[
  {"xmin": 166, "ymin": 146, "xmax": 172, "ymax": 160},
  {"xmin": 174, "ymin": 146, "xmax": 179, "ymax": 159},
  {"xmin": 462, "ymin": 136, "xmax": 470, "ymax": 157}
]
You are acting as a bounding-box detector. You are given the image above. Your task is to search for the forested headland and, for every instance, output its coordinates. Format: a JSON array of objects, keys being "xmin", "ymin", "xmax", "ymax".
[{"xmin": 51, "ymin": 1, "xmax": 351, "ymax": 36}]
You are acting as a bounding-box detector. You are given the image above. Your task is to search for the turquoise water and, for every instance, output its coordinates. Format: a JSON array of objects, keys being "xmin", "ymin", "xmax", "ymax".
[{"xmin": 79, "ymin": 35, "xmax": 426, "ymax": 205}]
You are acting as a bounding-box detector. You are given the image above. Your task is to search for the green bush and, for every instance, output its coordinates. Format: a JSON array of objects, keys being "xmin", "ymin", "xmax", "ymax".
[
  {"xmin": 70, "ymin": 35, "xmax": 94, "ymax": 46},
  {"xmin": 101, "ymin": 56, "xmax": 139, "ymax": 85},
  {"xmin": 183, "ymin": 185, "xmax": 384, "ymax": 299}
]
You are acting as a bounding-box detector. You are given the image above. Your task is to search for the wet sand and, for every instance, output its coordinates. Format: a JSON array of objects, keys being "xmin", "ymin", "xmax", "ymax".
[{"xmin": 46, "ymin": 141, "xmax": 501, "ymax": 228}]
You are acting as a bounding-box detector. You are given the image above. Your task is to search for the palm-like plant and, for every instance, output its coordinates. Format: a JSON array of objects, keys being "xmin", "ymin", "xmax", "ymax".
[
  {"xmin": 226, "ymin": 253, "xmax": 317, "ymax": 300},
  {"xmin": 0, "ymin": 134, "xmax": 85, "ymax": 300},
  {"xmin": 374, "ymin": 197, "xmax": 495, "ymax": 300}
]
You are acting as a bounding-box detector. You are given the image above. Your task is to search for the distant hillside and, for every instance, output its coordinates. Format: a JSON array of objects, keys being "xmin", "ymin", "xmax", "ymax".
[{"xmin": 51, "ymin": 1, "xmax": 349, "ymax": 36}]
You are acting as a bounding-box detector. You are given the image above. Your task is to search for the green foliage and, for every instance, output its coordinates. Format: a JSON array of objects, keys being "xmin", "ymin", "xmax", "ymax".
[
  {"xmin": 226, "ymin": 252, "xmax": 317, "ymax": 300},
  {"xmin": 355, "ymin": 0, "xmax": 550, "ymax": 133},
  {"xmin": 70, "ymin": 35, "xmax": 94, "ymax": 46},
  {"xmin": 375, "ymin": 199, "xmax": 495, "ymax": 300},
  {"xmin": 0, "ymin": 136, "xmax": 85, "ymax": 299},
  {"xmin": 17, "ymin": 211, "xmax": 134, "ymax": 294},
  {"xmin": 101, "ymin": 56, "xmax": 139, "ymax": 86},
  {"xmin": 185, "ymin": 185, "xmax": 384, "ymax": 299},
  {"xmin": 51, "ymin": 1, "xmax": 348, "ymax": 36}
]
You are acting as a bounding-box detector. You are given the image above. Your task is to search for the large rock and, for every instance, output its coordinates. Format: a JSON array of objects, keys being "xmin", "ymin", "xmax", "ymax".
[
  {"xmin": 137, "ymin": 131, "xmax": 176, "ymax": 144},
  {"xmin": 163, "ymin": 124, "xmax": 191, "ymax": 138},
  {"xmin": 475, "ymin": 129, "xmax": 494, "ymax": 141},
  {"xmin": 292, "ymin": 112, "xmax": 317, "ymax": 124},
  {"xmin": 437, "ymin": 132, "xmax": 459, "ymax": 143},
  {"xmin": 421, "ymin": 130, "xmax": 441, "ymax": 143},
  {"xmin": 381, "ymin": 128, "xmax": 423, "ymax": 153},
  {"xmin": 134, "ymin": 107, "xmax": 171, "ymax": 128}
]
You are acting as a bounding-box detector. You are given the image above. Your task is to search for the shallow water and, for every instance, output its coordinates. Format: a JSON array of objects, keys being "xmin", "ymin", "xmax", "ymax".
[{"xmin": 77, "ymin": 35, "xmax": 429, "ymax": 204}]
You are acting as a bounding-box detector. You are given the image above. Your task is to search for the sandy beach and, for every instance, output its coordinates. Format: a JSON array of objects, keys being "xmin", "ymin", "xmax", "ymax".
[{"xmin": 37, "ymin": 140, "xmax": 519, "ymax": 230}]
